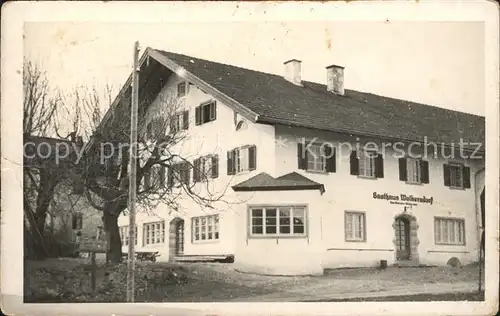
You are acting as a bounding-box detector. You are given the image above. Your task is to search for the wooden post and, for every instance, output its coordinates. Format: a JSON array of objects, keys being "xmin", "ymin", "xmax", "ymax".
[
  {"xmin": 127, "ymin": 40, "xmax": 140, "ymax": 303},
  {"xmin": 91, "ymin": 251, "xmax": 97, "ymax": 293}
]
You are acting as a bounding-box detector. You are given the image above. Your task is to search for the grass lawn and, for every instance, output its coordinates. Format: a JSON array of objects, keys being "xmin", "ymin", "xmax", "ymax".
[{"xmin": 24, "ymin": 258, "xmax": 484, "ymax": 303}]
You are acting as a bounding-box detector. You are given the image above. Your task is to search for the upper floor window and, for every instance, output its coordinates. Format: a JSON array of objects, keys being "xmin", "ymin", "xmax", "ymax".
[
  {"xmin": 443, "ymin": 163, "xmax": 470, "ymax": 189},
  {"xmin": 143, "ymin": 164, "xmax": 166, "ymax": 191},
  {"xmin": 297, "ymin": 142, "xmax": 336, "ymax": 173},
  {"xmin": 345, "ymin": 211, "xmax": 366, "ymax": 242},
  {"xmin": 170, "ymin": 111, "xmax": 189, "ymax": 133},
  {"xmin": 177, "ymin": 82, "xmax": 187, "ymax": 98},
  {"xmin": 146, "ymin": 117, "xmax": 167, "ymax": 140},
  {"xmin": 399, "ymin": 157, "xmax": 429, "ymax": 184},
  {"xmin": 193, "ymin": 154, "xmax": 219, "ymax": 182},
  {"xmin": 192, "ymin": 215, "xmax": 219, "ymax": 242},
  {"xmin": 434, "ymin": 217, "xmax": 465, "ymax": 245},
  {"xmin": 143, "ymin": 221, "xmax": 165, "ymax": 246},
  {"xmin": 227, "ymin": 145, "xmax": 256, "ymax": 175},
  {"xmin": 72, "ymin": 212, "xmax": 83, "ymax": 230},
  {"xmin": 167, "ymin": 162, "xmax": 191, "ymax": 188},
  {"xmin": 248, "ymin": 206, "xmax": 306, "ymax": 237},
  {"xmin": 350, "ymin": 150, "xmax": 384, "ymax": 179},
  {"xmin": 195, "ymin": 101, "xmax": 216, "ymax": 125}
]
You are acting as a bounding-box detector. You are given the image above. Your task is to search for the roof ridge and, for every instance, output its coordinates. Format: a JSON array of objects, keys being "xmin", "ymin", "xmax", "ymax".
[{"xmin": 156, "ymin": 49, "xmax": 285, "ymax": 79}]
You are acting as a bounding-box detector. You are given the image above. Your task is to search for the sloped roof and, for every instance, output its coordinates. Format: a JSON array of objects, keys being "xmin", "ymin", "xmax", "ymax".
[
  {"xmin": 232, "ymin": 172, "xmax": 325, "ymax": 193},
  {"xmin": 155, "ymin": 49, "xmax": 485, "ymax": 151}
]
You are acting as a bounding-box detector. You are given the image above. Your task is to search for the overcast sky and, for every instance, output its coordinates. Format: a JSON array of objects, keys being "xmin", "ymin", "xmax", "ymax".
[{"xmin": 24, "ymin": 21, "xmax": 485, "ymax": 116}]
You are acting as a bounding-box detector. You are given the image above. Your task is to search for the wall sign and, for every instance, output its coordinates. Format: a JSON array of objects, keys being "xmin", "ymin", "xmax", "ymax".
[{"xmin": 373, "ymin": 192, "xmax": 434, "ymax": 206}]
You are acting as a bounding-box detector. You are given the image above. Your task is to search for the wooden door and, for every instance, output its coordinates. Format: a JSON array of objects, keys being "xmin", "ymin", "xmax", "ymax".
[{"xmin": 395, "ymin": 218, "xmax": 411, "ymax": 260}]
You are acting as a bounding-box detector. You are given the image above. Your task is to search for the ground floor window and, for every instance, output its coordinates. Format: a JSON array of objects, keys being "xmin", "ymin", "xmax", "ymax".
[
  {"xmin": 143, "ymin": 221, "xmax": 165, "ymax": 245},
  {"xmin": 248, "ymin": 206, "xmax": 306, "ymax": 237},
  {"xmin": 434, "ymin": 217, "xmax": 465, "ymax": 245},
  {"xmin": 345, "ymin": 211, "xmax": 365, "ymax": 242},
  {"xmin": 192, "ymin": 215, "xmax": 220, "ymax": 242},
  {"xmin": 119, "ymin": 225, "xmax": 138, "ymax": 246}
]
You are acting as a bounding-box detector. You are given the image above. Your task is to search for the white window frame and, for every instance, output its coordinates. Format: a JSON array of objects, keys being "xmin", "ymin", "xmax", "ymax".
[
  {"xmin": 192, "ymin": 215, "xmax": 220, "ymax": 242},
  {"xmin": 345, "ymin": 211, "xmax": 366, "ymax": 242},
  {"xmin": 120, "ymin": 225, "xmax": 138, "ymax": 246},
  {"xmin": 235, "ymin": 147, "xmax": 250, "ymax": 173},
  {"xmin": 358, "ymin": 150, "xmax": 376, "ymax": 178},
  {"xmin": 434, "ymin": 217, "xmax": 466, "ymax": 245},
  {"xmin": 248, "ymin": 206, "xmax": 307, "ymax": 238},
  {"xmin": 449, "ymin": 163, "xmax": 464, "ymax": 189},
  {"xmin": 306, "ymin": 144, "xmax": 326, "ymax": 172},
  {"xmin": 406, "ymin": 158, "xmax": 422, "ymax": 184},
  {"xmin": 143, "ymin": 221, "xmax": 165, "ymax": 246},
  {"xmin": 171, "ymin": 112, "xmax": 186, "ymax": 133},
  {"xmin": 199, "ymin": 101, "xmax": 216, "ymax": 124}
]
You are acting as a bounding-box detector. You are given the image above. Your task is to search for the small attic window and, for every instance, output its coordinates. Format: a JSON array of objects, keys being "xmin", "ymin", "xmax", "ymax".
[
  {"xmin": 177, "ymin": 82, "xmax": 187, "ymax": 98},
  {"xmin": 236, "ymin": 120, "xmax": 247, "ymax": 131}
]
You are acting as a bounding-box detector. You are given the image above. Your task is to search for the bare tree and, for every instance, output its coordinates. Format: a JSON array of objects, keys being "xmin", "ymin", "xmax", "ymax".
[
  {"xmin": 81, "ymin": 88, "xmax": 237, "ymax": 263},
  {"xmin": 23, "ymin": 59, "xmax": 61, "ymax": 136},
  {"xmin": 23, "ymin": 59, "xmax": 89, "ymax": 259},
  {"xmin": 23, "ymin": 59, "xmax": 65, "ymax": 258}
]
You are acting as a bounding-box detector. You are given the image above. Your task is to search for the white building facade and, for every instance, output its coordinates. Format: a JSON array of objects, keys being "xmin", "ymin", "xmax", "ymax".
[{"xmin": 116, "ymin": 48, "xmax": 485, "ymax": 275}]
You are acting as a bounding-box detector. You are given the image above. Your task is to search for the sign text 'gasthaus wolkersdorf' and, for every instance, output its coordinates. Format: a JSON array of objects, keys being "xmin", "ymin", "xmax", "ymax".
[{"xmin": 373, "ymin": 192, "xmax": 434, "ymax": 206}]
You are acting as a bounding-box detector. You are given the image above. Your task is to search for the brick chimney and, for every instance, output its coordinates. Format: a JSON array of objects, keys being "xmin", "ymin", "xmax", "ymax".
[
  {"xmin": 326, "ymin": 64, "xmax": 345, "ymax": 95},
  {"xmin": 284, "ymin": 59, "xmax": 302, "ymax": 86}
]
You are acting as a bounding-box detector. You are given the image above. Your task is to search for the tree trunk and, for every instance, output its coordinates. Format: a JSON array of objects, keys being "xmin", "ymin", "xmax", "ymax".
[
  {"xmin": 103, "ymin": 207, "xmax": 122, "ymax": 263},
  {"xmin": 31, "ymin": 173, "xmax": 58, "ymax": 259}
]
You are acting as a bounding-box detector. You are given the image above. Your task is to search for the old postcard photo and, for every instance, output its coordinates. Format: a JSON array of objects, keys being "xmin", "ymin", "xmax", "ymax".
[{"xmin": 1, "ymin": 1, "xmax": 499, "ymax": 315}]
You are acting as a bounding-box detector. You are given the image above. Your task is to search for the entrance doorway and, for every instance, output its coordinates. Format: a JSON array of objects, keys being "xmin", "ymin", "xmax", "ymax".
[
  {"xmin": 168, "ymin": 218, "xmax": 185, "ymax": 261},
  {"xmin": 395, "ymin": 216, "xmax": 411, "ymax": 261}
]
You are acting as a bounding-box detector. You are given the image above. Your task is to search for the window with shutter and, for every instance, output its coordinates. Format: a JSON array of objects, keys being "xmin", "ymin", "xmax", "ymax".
[
  {"xmin": 406, "ymin": 158, "xmax": 421, "ymax": 184},
  {"xmin": 195, "ymin": 155, "xmax": 219, "ymax": 181},
  {"xmin": 445, "ymin": 163, "xmax": 467, "ymax": 189},
  {"xmin": 171, "ymin": 163, "xmax": 191, "ymax": 187},
  {"xmin": 196, "ymin": 101, "xmax": 217, "ymax": 125},
  {"xmin": 305, "ymin": 144, "xmax": 326, "ymax": 172},
  {"xmin": 170, "ymin": 112, "xmax": 185, "ymax": 134},
  {"xmin": 358, "ymin": 150, "xmax": 376, "ymax": 178}
]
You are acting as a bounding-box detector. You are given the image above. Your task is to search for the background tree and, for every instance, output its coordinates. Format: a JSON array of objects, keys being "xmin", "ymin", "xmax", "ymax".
[{"xmin": 23, "ymin": 59, "xmax": 79, "ymax": 258}]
